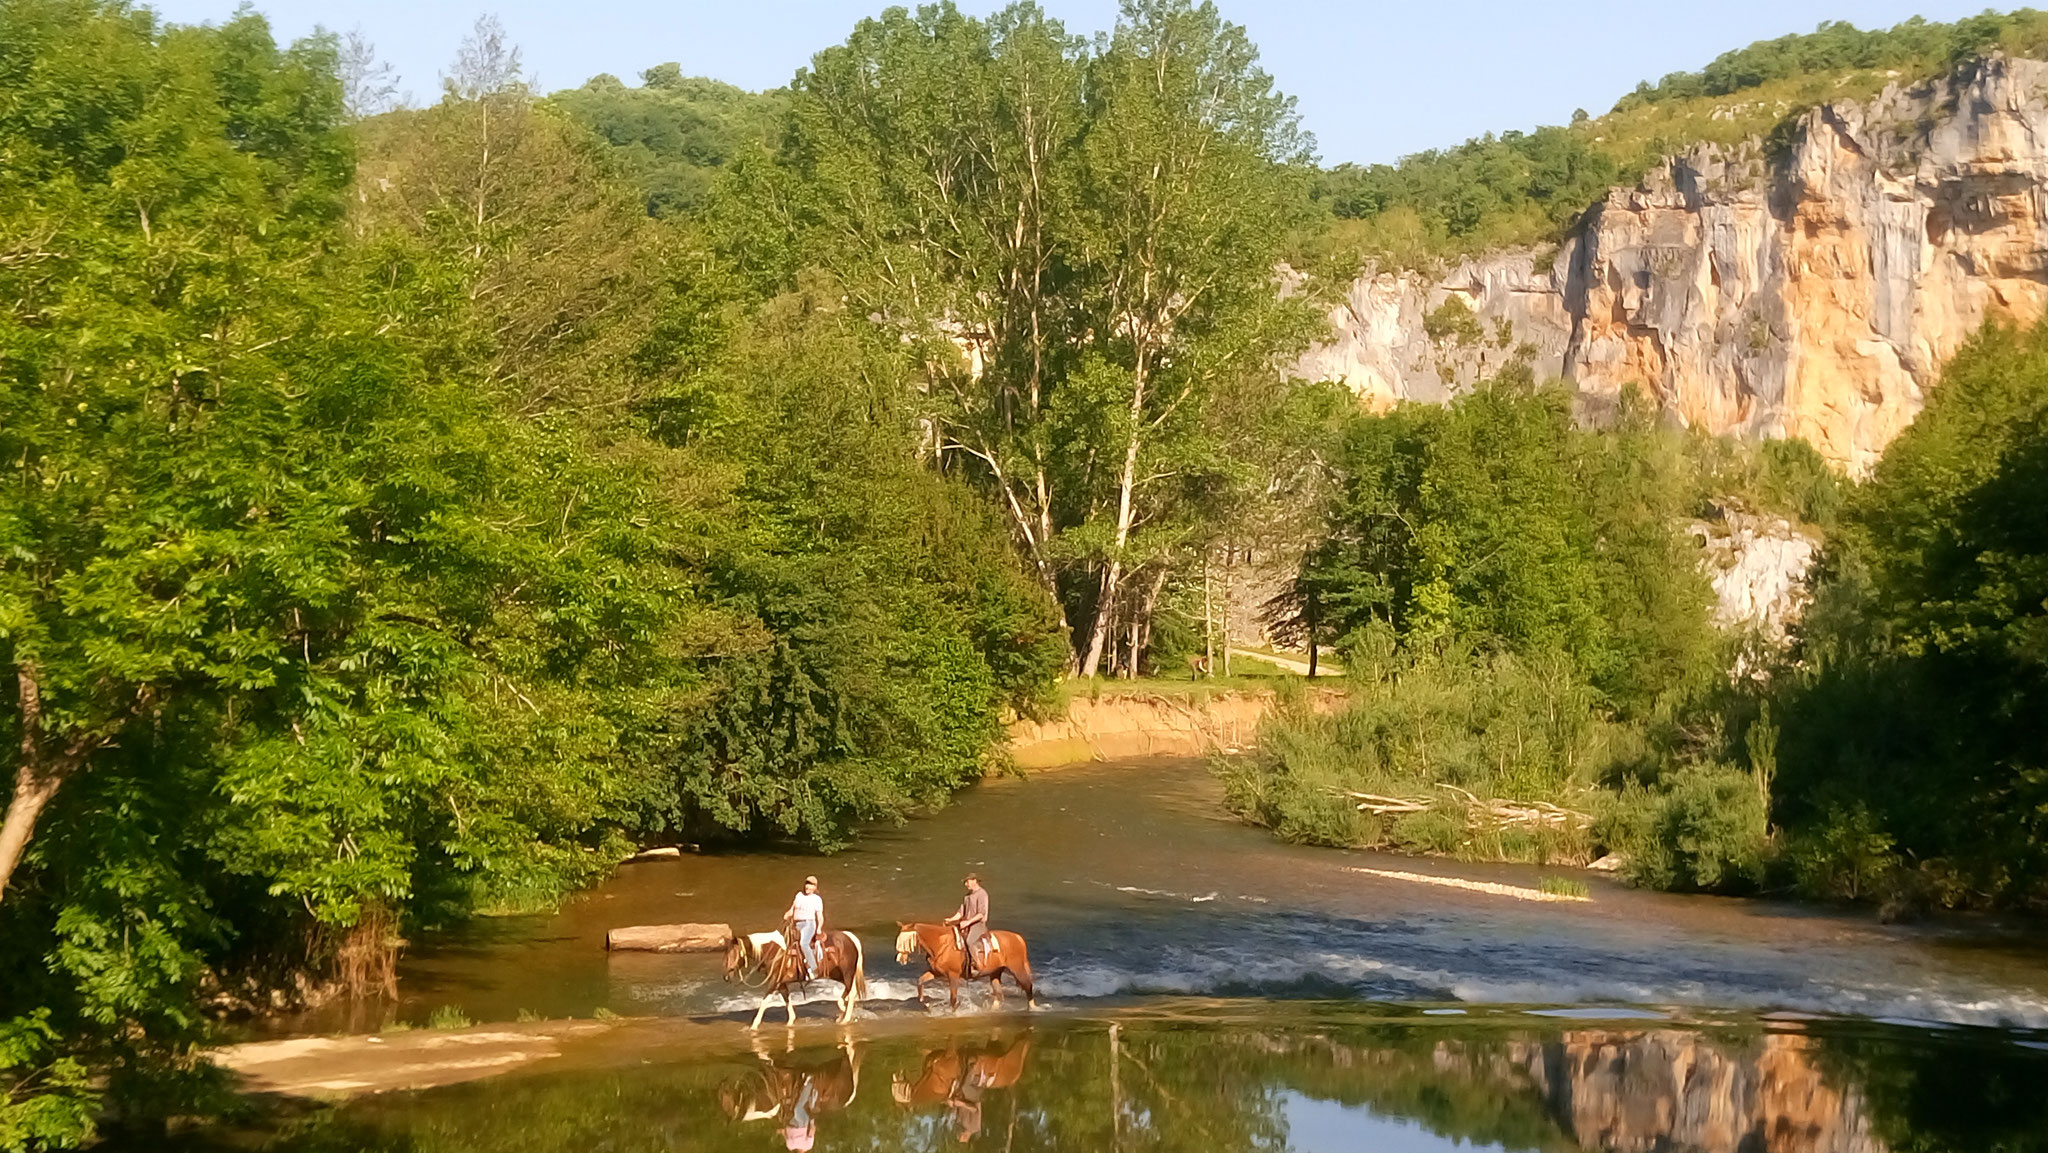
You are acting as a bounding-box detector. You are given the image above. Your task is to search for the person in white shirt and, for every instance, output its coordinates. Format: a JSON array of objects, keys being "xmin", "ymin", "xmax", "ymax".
[{"xmin": 784, "ymin": 875, "xmax": 825, "ymax": 977}]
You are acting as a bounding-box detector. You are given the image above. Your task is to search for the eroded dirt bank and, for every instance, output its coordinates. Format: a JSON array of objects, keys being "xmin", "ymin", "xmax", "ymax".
[{"xmin": 1005, "ymin": 688, "xmax": 1347, "ymax": 768}]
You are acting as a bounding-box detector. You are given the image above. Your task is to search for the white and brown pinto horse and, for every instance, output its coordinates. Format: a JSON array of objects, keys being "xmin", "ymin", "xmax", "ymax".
[
  {"xmin": 894, "ymin": 923, "xmax": 1036, "ymax": 1009},
  {"xmin": 723, "ymin": 929, "xmax": 867, "ymax": 1028}
]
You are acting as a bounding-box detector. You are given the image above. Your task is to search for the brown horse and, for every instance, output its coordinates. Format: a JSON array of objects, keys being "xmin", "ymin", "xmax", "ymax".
[
  {"xmin": 894, "ymin": 922, "xmax": 1035, "ymax": 1008},
  {"xmin": 723, "ymin": 929, "xmax": 867, "ymax": 1028},
  {"xmin": 889, "ymin": 1034, "xmax": 1034, "ymax": 1106}
]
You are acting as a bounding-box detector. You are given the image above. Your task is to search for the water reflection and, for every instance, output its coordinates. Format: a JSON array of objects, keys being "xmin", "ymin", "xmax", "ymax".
[
  {"xmin": 150, "ymin": 1011, "xmax": 2048, "ymax": 1153},
  {"xmin": 718, "ymin": 1040, "xmax": 864, "ymax": 1149},
  {"xmin": 890, "ymin": 1033, "xmax": 1033, "ymax": 1143}
]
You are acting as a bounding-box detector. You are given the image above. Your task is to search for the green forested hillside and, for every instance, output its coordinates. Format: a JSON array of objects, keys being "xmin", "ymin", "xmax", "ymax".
[
  {"xmin": 1313, "ymin": 10, "xmax": 2048, "ymax": 267},
  {"xmin": 549, "ymin": 66, "xmax": 783, "ymax": 216}
]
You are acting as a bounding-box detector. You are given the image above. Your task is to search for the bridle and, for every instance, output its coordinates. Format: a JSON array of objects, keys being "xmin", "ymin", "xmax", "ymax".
[{"xmin": 724, "ymin": 940, "xmax": 778, "ymax": 989}]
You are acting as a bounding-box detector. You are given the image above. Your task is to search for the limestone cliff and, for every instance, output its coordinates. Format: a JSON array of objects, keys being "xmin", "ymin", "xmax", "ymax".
[{"xmin": 1300, "ymin": 54, "xmax": 2048, "ymax": 472}]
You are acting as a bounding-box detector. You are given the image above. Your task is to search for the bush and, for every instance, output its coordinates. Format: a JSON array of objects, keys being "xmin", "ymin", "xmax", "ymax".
[
  {"xmin": 1602, "ymin": 766, "xmax": 1771, "ymax": 892},
  {"xmin": 1786, "ymin": 804, "xmax": 1900, "ymax": 903},
  {"xmin": 1218, "ymin": 633, "xmax": 1616, "ymax": 864}
]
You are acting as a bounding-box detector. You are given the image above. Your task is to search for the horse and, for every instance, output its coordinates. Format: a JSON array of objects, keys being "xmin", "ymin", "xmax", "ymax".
[
  {"xmin": 723, "ymin": 928, "xmax": 867, "ymax": 1028},
  {"xmin": 718, "ymin": 1042, "xmax": 863, "ymax": 1123},
  {"xmin": 890, "ymin": 1034, "xmax": 1034, "ymax": 1107},
  {"xmin": 894, "ymin": 922, "xmax": 1036, "ymax": 1009}
]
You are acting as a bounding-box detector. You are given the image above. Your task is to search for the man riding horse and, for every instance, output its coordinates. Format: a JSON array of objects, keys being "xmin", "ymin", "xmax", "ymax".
[{"xmin": 944, "ymin": 874, "xmax": 992, "ymax": 977}]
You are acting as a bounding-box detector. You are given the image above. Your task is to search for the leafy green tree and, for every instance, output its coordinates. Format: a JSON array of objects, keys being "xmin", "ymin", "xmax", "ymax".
[
  {"xmin": 550, "ymin": 68, "xmax": 783, "ymax": 218},
  {"xmin": 1770, "ymin": 318, "xmax": 2048, "ymax": 907},
  {"xmin": 721, "ymin": 0, "xmax": 1319, "ymax": 677},
  {"xmin": 1294, "ymin": 375, "xmax": 1711, "ymax": 716}
]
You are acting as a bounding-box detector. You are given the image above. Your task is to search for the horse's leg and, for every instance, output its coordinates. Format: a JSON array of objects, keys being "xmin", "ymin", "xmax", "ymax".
[
  {"xmin": 784, "ymin": 987, "xmax": 797, "ymax": 1027},
  {"xmin": 948, "ymin": 973, "xmax": 960, "ymax": 1009},
  {"xmin": 751, "ymin": 988, "xmax": 774, "ymax": 1030},
  {"xmin": 916, "ymin": 971, "xmax": 933, "ymax": 1007}
]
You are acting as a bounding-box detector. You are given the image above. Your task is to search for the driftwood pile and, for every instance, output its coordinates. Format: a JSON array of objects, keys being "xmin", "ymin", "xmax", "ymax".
[{"xmin": 1335, "ymin": 783, "xmax": 1591, "ymax": 830}]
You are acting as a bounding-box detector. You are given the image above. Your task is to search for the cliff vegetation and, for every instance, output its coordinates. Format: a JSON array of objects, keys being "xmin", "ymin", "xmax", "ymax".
[{"xmin": 1309, "ymin": 10, "xmax": 2048, "ymax": 267}]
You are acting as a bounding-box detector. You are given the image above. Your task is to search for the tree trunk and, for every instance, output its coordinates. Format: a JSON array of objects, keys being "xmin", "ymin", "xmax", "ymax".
[
  {"xmin": 0, "ymin": 663, "xmax": 83, "ymax": 906},
  {"xmin": 1080, "ymin": 558, "xmax": 1124, "ymax": 678},
  {"xmin": 1306, "ymin": 590, "xmax": 1319, "ymax": 679},
  {"xmin": 1132, "ymin": 567, "xmax": 1168, "ymax": 679},
  {"xmin": 1079, "ymin": 354, "xmax": 1149, "ymax": 678},
  {"xmin": 1203, "ymin": 555, "xmax": 1215, "ymax": 678}
]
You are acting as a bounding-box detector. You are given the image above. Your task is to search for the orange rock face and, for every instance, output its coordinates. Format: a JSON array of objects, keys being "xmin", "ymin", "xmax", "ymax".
[{"xmin": 1300, "ymin": 54, "xmax": 2048, "ymax": 473}]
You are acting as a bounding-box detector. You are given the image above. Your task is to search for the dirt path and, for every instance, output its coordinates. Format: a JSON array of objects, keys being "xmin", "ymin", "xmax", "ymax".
[{"xmin": 1226, "ymin": 646, "xmax": 1341, "ymax": 677}]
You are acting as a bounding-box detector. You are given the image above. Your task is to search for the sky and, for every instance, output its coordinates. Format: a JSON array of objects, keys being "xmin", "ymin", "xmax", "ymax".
[{"xmin": 150, "ymin": 0, "xmax": 2016, "ymax": 166}]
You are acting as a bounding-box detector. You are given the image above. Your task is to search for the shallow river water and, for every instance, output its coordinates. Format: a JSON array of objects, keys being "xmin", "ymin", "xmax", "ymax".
[{"xmin": 194, "ymin": 759, "xmax": 2048, "ymax": 1151}]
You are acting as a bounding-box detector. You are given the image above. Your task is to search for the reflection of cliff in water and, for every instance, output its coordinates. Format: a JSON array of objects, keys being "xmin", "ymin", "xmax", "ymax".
[
  {"xmin": 143, "ymin": 1012, "xmax": 2048, "ymax": 1153},
  {"xmin": 1266, "ymin": 1026, "xmax": 1883, "ymax": 1153},
  {"xmin": 1508, "ymin": 1032, "xmax": 1880, "ymax": 1153}
]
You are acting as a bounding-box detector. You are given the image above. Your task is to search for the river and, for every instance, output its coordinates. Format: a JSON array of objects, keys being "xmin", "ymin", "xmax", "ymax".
[{"xmin": 169, "ymin": 759, "xmax": 2048, "ymax": 1152}]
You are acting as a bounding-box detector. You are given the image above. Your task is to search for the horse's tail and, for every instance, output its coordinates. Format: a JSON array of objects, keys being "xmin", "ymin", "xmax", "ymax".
[
  {"xmin": 999, "ymin": 931, "xmax": 1035, "ymax": 1006},
  {"xmin": 846, "ymin": 931, "xmax": 867, "ymax": 1003}
]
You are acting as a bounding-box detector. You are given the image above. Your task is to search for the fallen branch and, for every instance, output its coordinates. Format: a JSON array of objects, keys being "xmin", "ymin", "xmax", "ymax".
[{"xmin": 1330, "ymin": 785, "xmax": 1592, "ymax": 830}]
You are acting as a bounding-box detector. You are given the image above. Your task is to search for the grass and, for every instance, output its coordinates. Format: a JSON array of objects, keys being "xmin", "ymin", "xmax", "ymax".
[
  {"xmin": 1056, "ymin": 670, "xmax": 1288, "ymax": 705},
  {"xmin": 425, "ymin": 1005, "xmax": 472, "ymax": 1031},
  {"xmin": 1538, "ymin": 875, "xmax": 1591, "ymax": 900}
]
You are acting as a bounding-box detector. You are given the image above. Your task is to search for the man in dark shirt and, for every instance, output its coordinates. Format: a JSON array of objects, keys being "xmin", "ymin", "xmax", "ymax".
[{"xmin": 944, "ymin": 874, "xmax": 990, "ymax": 977}]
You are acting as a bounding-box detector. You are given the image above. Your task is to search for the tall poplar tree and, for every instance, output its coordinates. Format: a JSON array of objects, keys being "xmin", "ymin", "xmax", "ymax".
[{"xmin": 726, "ymin": 0, "xmax": 1317, "ymax": 674}]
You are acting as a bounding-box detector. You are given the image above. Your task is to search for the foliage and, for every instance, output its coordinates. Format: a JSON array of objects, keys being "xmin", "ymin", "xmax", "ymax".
[
  {"xmin": 719, "ymin": 0, "xmax": 1324, "ymax": 678},
  {"xmin": 1762, "ymin": 318, "xmax": 2048, "ymax": 909},
  {"xmin": 1309, "ymin": 11, "xmax": 2048, "ymax": 268},
  {"xmin": 1293, "ymin": 376, "xmax": 1716, "ymax": 717},
  {"xmin": 1, "ymin": 1014, "xmax": 93, "ymax": 1152},
  {"xmin": 1219, "ymin": 628, "xmax": 1618, "ymax": 863},
  {"xmin": 0, "ymin": 3, "xmax": 1066, "ymax": 1142},
  {"xmin": 1618, "ymin": 12, "xmax": 2048, "ymax": 108},
  {"xmin": 1600, "ymin": 766, "xmax": 1770, "ymax": 892},
  {"xmin": 549, "ymin": 67, "xmax": 783, "ymax": 217}
]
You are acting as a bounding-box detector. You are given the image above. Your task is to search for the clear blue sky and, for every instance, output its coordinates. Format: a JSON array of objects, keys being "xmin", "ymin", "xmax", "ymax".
[{"xmin": 151, "ymin": 0, "xmax": 2012, "ymax": 165}]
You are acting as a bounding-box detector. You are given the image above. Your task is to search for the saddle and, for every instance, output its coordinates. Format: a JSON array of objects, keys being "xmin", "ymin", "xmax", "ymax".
[
  {"xmin": 784, "ymin": 929, "xmax": 822, "ymax": 981},
  {"xmin": 953, "ymin": 929, "xmax": 998, "ymax": 975}
]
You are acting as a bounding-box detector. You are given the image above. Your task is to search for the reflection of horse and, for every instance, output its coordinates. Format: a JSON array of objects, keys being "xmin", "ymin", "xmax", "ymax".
[
  {"xmin": 889, "ymin": 1034, "xmax": 1034, "ymax": 1106},
  {"xmin": 892, "ymin": 1035, "xmax": 1032, "ymax": 1144},
  {"xmin": 717, "ymin": 1043, "xmax": 863, "ymax": 1126},
  {"xmin": 895, "ymin": 922, "xmax": 1036, "ymax": 1008},
  {"xmin": 724, "ymin": 929, "xmax": 867, "ymax": 1028}
]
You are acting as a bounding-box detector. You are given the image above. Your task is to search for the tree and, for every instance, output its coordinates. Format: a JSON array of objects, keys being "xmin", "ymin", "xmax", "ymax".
[
  {"xmin": 336, "ymin": 27, "xmax": 400, "ymax": 119},
  {"xmin": 723, "ymin": 0, "xmax": 1318, "ymax": 675}
]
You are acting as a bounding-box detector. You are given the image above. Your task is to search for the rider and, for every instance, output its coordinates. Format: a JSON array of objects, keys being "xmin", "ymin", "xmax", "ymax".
[
  {"xmin": 943, "ymin": 873, "xmax": 990, "ymax": 977},
  {"xmin": 784, "ymin": 875, "xmax": 825, "ymax": 978}
]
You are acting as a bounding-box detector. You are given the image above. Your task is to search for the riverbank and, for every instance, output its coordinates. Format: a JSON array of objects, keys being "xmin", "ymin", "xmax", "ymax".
[{"xmin": 1006, "ymin": 684, "xmax": 1348, "ymax": 768}]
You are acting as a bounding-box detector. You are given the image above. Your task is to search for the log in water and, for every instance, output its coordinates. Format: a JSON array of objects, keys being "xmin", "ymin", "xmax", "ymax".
[{"xmin": 605, "ymin": 924, "xmax": 732, "ymax": 952}]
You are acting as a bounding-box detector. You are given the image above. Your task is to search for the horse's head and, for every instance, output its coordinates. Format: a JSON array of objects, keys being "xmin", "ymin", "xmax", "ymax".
[
  {"xmin": 722, "ymin": 935, "xmax": 752, "ymax": 982},
  {"xmin": 894, "ymin": 923, "xmax": 920, "ymax": 965}
]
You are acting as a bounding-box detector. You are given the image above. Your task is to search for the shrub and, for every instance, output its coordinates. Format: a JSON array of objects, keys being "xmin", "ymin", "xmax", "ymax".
[{"xmin": 1604, "ymin": 766, "xmax": 1771, "ymax": 892}]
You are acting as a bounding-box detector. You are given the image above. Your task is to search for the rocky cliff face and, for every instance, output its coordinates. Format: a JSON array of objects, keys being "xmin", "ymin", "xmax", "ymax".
[{"xmin": 1300, "ymin": 54, "xmax": 2048, "ymax": 472}]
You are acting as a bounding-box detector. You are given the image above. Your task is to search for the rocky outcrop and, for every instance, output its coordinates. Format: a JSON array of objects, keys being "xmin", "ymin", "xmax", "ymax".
[
  {"xmin": 1692, "ymin": 508, "xmax": 1821, "ymax": 643},
  {"xmin": 1301, "ymin": 54, "xmax": 2048, "ymax": 472}
]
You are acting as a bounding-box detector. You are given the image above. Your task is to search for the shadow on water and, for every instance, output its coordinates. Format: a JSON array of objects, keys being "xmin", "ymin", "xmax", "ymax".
[{"xmin": 150, "ymin": 1009, "xmax": 2048, "ymax": 1153}]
